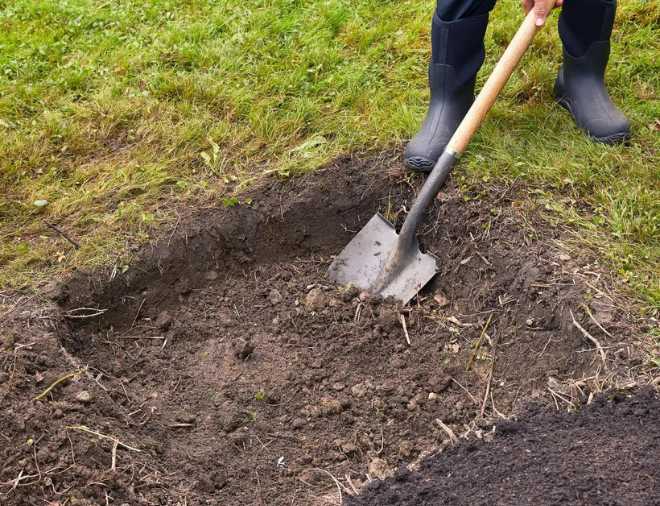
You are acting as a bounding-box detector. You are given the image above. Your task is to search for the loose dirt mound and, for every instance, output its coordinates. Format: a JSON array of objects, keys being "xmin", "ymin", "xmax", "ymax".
[
  {"xmin": 348, "ymin": 389, "xmax": 660, "ymax": 506},
  {"xmin": 0, "ymin": 154, "xmax": 650, "ymax": 505}
]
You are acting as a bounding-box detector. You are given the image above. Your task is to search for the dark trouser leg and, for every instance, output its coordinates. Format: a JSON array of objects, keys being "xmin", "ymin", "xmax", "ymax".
[
  {"xmin": 435, "ymin": 0, "xmax": 496, "ymax": 21},
  {"xmin": 555, "ymin": 0, "xmax": 630, "ymax": 143},
  {"xmin": 404, "ymin": 1, "xmax": 494, "ymax": 171}
]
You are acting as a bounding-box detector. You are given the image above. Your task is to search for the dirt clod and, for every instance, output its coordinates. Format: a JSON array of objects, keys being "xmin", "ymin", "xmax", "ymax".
[
  {"xmin": 304, "ymin": 287, "xmax": 327, "ymax": 311},
  {"xmin": 74, "ymin": 390, "xmax": 93, "ymax": 403},
  {"xmin": 234, "ymin": 339, "xmax": 255, "ymax": 360},
  {"xmin": 268, "ymin": 288, "xmax": 283, "ymax": 305},
  {"xmin": 368, "ymin": 457, "xmax": 392, "ymax": 480},
  {"xmin": 155, "ymin": 310, "xmax": 173, "ymax": 330}
]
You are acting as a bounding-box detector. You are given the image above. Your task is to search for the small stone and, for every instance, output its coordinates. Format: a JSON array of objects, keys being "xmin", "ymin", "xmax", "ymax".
[
  {"xmin": 406, "ymin": 399, "xmax": 417, "ymax": 411},
  {"xmin": 332, "ymin": 382, "xmax": 345, "ymax": 392},
  {"xmin": 559, "ymin": 253, "xmax": 571, "ymax": 262},
  {"xmin": 398, "ymin": 441, "xmax": 414, "ymax": 459},
  {"xmin": 75, "ymin": 390, "xmax": 93, "ymax": 403},
  {"xmin": 155, "ymin": 310, "xmax": 173, "ymax": 330},
  {"xmin": 368, "ymin": 458, "xmax": 392, "ymax": 480},
  {"xmin": 292, "ymin": 418, "xmax": 305, "ymax": 429},
  {"xmin": 433, "ymin": 291, "xmax": 450, "ymax": 308},
  {"xmin": 305, "ymin": 288, "xmax": 327, "ymax": 311},
  {"xmin": 205, "ymin": 270, "xmax": 219, "ymax": 281},
  {"xmin": 428, "ymin": 392, "xmax": 439, "ymax": 402},
  {"xmin": 351, "ymin": 383, "xmax": 368, "ymax": 398},
  {"xmin": 268, "ymin": 289, "xmax": 283, "ymax": 305},
  {"xmin": 526, "ymin": 318, "xmax": 534, "ymax": 327}
]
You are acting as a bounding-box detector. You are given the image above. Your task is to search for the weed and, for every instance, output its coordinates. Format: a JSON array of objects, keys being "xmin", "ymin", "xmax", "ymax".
[{"xmin": 255, "ymin": 390, "xmax": 267, "ymax": 402}]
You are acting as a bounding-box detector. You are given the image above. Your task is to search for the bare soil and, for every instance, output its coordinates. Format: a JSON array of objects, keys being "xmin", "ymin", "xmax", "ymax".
[
  {"xmin": 0, "ymin": 153, "xmax": 654, "ymax": 505},
  {"xmin": 348, "ymin": 388, "xmax": 660, "ymax": 506}
]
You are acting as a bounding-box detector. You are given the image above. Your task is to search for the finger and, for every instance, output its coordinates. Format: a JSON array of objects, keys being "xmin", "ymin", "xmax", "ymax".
[
  {"xmin": 521, "ymin": 0, "xmax": 533, "ymax": 14},
  {"xmin": 534, "ymin": 2, "xmax": 549, "ymax": 26}
]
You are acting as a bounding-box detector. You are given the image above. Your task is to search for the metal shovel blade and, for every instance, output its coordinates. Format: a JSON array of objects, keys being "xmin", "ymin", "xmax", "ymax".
[{"xmin": 328, "ymin": 213, "xmax": 438, "ymax": 305}]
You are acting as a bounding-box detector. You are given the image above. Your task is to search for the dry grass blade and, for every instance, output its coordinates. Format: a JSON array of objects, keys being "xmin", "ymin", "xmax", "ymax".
[
  {"xmin": 34, "ymin": 370, "xmax": 83, "ymax": 401},
  {"xmin": 581, "ymin": 303, "xmax": 614, "ymax": 339},
  {"xmin": 435, "ymin": 419, "xmax": 458, "ymax": 445},
  {"xmin": 467, "ymin": 314, "xmax": 493, "ymax": 371},
  {"xmin": 66, "ymin": 425, "xmax": 141, "ymax": 453},
  {"xmin": 399, "ymin": 313, "xmax": 411, "ymax": 346},
  {"xmin": 570, "ymin": 310, "xmax": 607, "ymax": 365},
  {"xmin": 64, "ymin": 308, "xmax": 108, "ymax": 319}
]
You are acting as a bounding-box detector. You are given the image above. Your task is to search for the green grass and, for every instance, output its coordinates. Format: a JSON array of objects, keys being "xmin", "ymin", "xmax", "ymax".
[{"xmin": 1, "ymin": 0, "xmax": 658, "ymax": 306}]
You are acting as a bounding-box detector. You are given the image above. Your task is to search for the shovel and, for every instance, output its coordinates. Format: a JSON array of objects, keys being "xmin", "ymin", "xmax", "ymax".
[{"xmin": 328, "ymin": 4, "xmax": 555, "ymax": 304}]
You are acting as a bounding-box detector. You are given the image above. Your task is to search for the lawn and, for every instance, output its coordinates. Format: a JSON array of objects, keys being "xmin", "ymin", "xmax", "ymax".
[{"xmin": 0, "ymin": 0, "xmax": 658, "ymax": 305}]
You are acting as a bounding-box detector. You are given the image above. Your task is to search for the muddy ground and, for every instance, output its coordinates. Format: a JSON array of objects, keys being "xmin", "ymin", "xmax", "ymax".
[{"xmin": 0, "ymin": 153, "xmax": 655, "ymax": 505}]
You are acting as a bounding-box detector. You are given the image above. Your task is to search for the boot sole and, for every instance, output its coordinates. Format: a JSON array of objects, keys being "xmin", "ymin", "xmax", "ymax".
[{"xmin": 404, "ymin": 156, "xmax": 435, "ymax": 173}]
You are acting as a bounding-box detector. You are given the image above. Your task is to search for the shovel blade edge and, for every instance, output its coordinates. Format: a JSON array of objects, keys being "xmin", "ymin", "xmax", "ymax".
[{"xmin": 328, "ymin": 213, "xmax": 438, "ymax": 304}]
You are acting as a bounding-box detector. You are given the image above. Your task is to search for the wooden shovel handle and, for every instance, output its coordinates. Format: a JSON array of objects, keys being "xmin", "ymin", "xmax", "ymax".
[{"xmin": 447, "ymin": 1, "xmax": 556, "ymax": 155}]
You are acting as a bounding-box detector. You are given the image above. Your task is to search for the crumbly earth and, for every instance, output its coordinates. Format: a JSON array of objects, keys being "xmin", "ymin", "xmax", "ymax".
[
  {"xmin": 347, "ymin": 389, "xmax": 660, "ymax": 506},
  {"xmin": 0, "ymin": 154, "xmax": 653, "ymax": 505}
]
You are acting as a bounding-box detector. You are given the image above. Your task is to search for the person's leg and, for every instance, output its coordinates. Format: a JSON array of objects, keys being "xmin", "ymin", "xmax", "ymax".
[
  {"xmin": 435, "ymin": 0, "xmax": 496, "ymax": 21},
  {"xmin": 404, "ymin": 1, "xmax": 495, "ymax": 172},
  {"xmin": 555, "ymin": 0, "xmax": 630, "ymax": 143}
]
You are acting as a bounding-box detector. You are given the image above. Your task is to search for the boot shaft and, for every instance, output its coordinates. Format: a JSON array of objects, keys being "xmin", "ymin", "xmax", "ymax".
[
  {"xmin": 559, "ymin": 0, "xmax": 617, "ymax": 57},
  {"xmin": 431, "ymin": 12, "xmax": 489, "ymax": 90}
]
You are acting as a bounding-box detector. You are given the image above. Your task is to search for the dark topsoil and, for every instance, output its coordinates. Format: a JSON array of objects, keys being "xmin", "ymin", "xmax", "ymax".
[
  {"xmin": 348, "ymin": 388, "xmax": 660, "ymax": 506},
  {"xmin": 0, "ymin": 153, "xmax": 654, "ymax": 505}
]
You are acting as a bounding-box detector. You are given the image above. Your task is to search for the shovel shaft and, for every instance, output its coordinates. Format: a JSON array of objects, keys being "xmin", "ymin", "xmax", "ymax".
[
  {"xmin": 398, "ymin": 3, "xmax": 553, "ymax": 247},
  {"xmin": 448, "ymin": 4, "xmax": 554, "ymax": 155},
  {"xmin": 398, "ymin": 150, "xmax": 457, "ymax": 246}
]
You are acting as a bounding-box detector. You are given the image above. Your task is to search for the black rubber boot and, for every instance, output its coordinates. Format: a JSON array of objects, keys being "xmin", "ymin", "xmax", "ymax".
[
  {"xmin": 404, "ymin": 13, "xmax": 489, "ymax": 172},
  {"xmin": 555, "ymin": 0, "xmax": 630, "ymax": 143}
]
